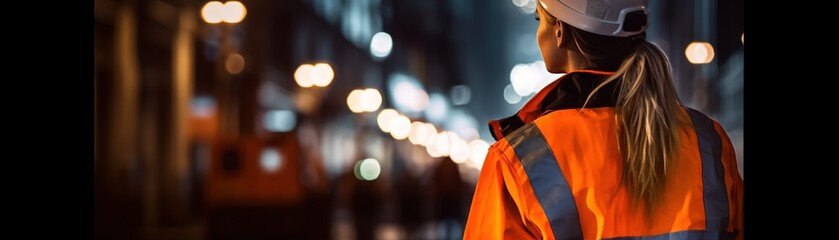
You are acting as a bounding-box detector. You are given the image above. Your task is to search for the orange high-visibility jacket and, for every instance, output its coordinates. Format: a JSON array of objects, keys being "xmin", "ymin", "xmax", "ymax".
[{"xmin": 464, "ymin": 70, "xmax": 743, "ymax": 240}]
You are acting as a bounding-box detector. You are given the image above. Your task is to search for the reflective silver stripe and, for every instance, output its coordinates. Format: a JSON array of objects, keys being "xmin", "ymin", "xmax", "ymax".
[
  {"xmin": 686, "ymin": 108, "xmax": 730, "ymax": 232},
  {"xmin": 506, "ymin": 123, "xmax": 582, "ymax": 240},
  {"xmin": 601, "ymin": 230, "xmax": 735, "ymax": 240}
]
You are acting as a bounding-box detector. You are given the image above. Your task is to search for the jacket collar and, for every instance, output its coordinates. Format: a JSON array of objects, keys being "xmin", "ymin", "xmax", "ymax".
[{"xmin": 488, "ymin": 70, "xmax": 617, "ymax": 141}]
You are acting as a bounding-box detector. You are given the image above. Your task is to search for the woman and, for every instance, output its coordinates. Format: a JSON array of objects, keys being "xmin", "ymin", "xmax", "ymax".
[{"xmin": 463, "ymin": 0, "xmax": 743, "ymax": 239}]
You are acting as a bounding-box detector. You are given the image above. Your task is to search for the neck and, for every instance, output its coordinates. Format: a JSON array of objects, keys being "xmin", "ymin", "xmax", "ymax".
[{"xmin": 563, "ymin": 50, "xmax": 592, "ymax": 73}]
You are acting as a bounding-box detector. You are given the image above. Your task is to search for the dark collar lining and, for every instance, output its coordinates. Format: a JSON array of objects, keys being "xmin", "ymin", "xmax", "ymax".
[{"xmin": 489, "ymin": 71, "xmax": 620, "ymax": 140}]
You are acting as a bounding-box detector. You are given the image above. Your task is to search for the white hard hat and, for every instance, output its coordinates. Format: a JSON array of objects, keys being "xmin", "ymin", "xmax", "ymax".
[{"xmin": 538, "ymin": 0, "xmax": 649, "ymax": 37}]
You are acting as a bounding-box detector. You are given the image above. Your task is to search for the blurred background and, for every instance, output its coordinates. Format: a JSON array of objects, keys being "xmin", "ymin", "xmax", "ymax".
[{"xmin": 93, "ymin": 0, "xmax": 743, "ymax": 239}]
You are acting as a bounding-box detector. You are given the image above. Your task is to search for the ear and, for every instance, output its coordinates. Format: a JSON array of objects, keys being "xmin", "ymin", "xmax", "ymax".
[
  {"xmin": 553, "ymin": 20, "xmax": 564, "ymax": 47},
  {"xmin": 554, "ymin": 21, "xmax": 577, "ymax": 49}
]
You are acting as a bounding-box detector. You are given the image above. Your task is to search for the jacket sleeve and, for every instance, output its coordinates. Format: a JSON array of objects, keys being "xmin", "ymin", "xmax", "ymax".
[
  {"xmin": 716, "ymin": 124, "xmax": 743, "ymax": 240},
  {"xmin": 730, "ymin": 159, "xmax": 743, "ymax": 240},
  {"xmin": 463, "ymin": 146, "xmax": 538, "ymax": 240},
  {"xmin": 726, "ymin": 138, "xmax": 744, "ymax": 240}
]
